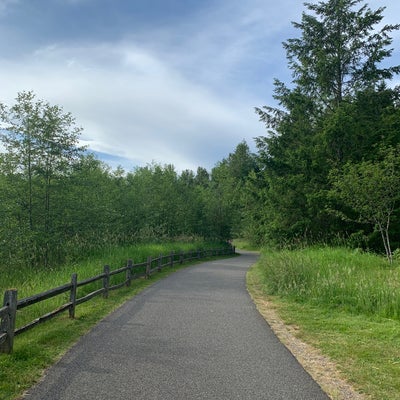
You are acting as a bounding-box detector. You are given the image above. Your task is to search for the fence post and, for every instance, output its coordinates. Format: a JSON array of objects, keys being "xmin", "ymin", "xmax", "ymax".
[
  {"xmin": 146, "ymin": 256, "xmax": 152, "ymax": 278},
  {"xmin": 103, "ymin": 265, "xmax": 110, "ymax": 298},
  {"xmin": 0, "ymin": 289, "xmax": 17, "ymax": 354},
  {"xmin": 158, "ymin": 254, "xmax": 162, "ymax": 272},
  {"xmin": 170, "ymin": 251, "xmax": 174, "ymax": 268},
  {"xmin": 69, "ymin": 273, "xmax": 77, "ymax": 319},
  {"xmin": 179, "ymin": 250, "xmax": 184, "ymax": 265},
  {"xmin": 126, "ymin": 259, "xmax": 133, "ymax": 287}
]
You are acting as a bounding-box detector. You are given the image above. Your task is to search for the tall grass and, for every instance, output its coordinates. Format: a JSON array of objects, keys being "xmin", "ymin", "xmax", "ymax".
[
  {"xmin": 259, "ymin": 247, "xmax": 400, "ymax": 320},
  {"xmin": 1, "ymin": 240, "xmax": 222, "ymax": 292}
]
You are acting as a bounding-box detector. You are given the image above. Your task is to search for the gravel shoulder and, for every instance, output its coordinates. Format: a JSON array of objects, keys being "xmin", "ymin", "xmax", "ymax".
[{"xmin": 246, "ymin": 254, "xmax": 367, "ymax": 400}]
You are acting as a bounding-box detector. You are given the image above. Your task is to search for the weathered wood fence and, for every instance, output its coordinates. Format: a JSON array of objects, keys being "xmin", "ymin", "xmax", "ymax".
[{"xmin": 0, "ymin": 246, "xmax": 235, "ymax": 354}]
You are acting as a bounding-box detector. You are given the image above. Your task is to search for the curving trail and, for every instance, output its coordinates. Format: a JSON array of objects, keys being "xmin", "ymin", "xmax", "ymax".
[{"xmin": 25, "ymin": 252, "xmax": 329, "ymax": 400}]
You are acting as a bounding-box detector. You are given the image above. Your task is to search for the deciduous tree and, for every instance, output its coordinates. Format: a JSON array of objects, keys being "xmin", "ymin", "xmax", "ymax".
[
  {"xmin": 0, "ymin": 91, "xmax": 85, "ymax": 266},
  {"xmin": 330, "ymin": 148, "xmax": 400, "ymax": 262}
]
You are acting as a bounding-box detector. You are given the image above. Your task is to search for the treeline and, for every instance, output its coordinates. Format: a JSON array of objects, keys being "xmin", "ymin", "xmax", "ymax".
[
  {"xmin": 2, "ymin": 0, "xmax": 400, "ymax": 268},
  {"xmin": 0, "ymin": 92, "xmax": 252, "ymax": 269}
]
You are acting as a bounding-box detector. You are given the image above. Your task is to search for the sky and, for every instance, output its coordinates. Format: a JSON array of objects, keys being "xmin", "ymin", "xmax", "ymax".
[{"xmin": 0, "ymin": 0, "xmax": 399, "ymax": 172}]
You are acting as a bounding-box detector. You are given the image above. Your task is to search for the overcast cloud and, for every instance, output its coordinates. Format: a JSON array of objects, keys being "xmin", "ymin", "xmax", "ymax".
[{"xmin": 0, "ymin": 0, "xmax": 399, "ymax": 171}]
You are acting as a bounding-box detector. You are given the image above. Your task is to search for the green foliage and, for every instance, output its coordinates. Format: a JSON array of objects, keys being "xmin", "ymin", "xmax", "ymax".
[
  {"xmin": 320, "ymin": 86, "xmax": 400, "ymax": 167},
  {"xmin": 0, "ymin": 91, "xmax": 252, "ymax": 270},
  {"xmin": 248, "ymin": 0, "xmax": 400, "ymax": 249},
  {"xmin": 329, "ymin": 147, "xmax": 400, "ymax": 261},
  {"xmin": 0, "ymin": 91, "xmax": 85, "ymax": 268},
  {"xmin": 209, "ymin": 141, "xmax": 257, "ymax": 239},
  {"xmin": 0, "ymin": 91, "xmax": 243, "ymax": 271},
  {"xmin": 284, "ymin": 0, "xmax": 400, "ymax": 107}
]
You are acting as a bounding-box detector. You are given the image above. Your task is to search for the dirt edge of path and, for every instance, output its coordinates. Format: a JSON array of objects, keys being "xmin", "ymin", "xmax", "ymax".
[{"xmin": 246, "ymin": 276, "xmax": 368, "ymax": 400}]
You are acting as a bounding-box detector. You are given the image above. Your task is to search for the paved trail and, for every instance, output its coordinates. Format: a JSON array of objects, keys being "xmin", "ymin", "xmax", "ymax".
[{"xmin": 25, "ymin": 252, "xmax": 329, "ymax": 400}]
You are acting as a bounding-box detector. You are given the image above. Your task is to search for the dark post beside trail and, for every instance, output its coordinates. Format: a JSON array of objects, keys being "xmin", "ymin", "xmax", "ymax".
[
  {"xmin": 146, "ymin": 256, "xmax": 152, "ymax": 278},
  {"xmin": 126, "ymin": 259, "xmax": 133, "ymax": 286},
  {"xmin": 69, "ymin": 274, "xmax": 77, "ymax": 319},
  {"xmin": 170, "ymin": 251, "xmax": 174, "ymax": 268},
  {"xmin": 158, "ymin": 255, "xmax": 162, "ymax": 272},
  {"xmin": 103, "ymin": 265, "xmax": 110, "ymax": 298},
  {"xmin": 0, "ymin": 289, "xmax": 17, "ymax": 354}
]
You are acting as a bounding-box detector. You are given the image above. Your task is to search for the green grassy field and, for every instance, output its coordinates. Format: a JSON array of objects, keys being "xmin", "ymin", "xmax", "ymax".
[
  {"xmin": 248, "ymin": 246, "xmax": 400, "ymax": 400},
  {"xmin": 0, "ymin": 240, "xmax": 229, "ymax": 400}
]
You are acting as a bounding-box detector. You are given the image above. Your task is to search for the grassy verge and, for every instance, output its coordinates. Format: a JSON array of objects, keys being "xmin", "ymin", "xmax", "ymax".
[
  {"xmin": 0, "ymin": 240, "xmax": 230, "ymax": 400},
  {"xmin": 247, "ymin": 247, "xmax": 400, "ymax": 400},
  {"xmin": 232, "ymin": 238, "xmax": 261, "ymax": 251}
]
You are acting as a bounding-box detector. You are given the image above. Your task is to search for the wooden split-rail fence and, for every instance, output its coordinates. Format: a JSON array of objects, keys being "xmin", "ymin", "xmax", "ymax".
[{"xmin": 0, "ymin": 246, "xmax": 235, "ymax": 354}]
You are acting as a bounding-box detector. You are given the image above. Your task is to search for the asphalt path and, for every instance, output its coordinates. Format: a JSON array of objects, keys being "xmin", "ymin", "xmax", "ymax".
[{"xmin": 25, "ymin": 252, "xmax": 329, "ymax": 400}]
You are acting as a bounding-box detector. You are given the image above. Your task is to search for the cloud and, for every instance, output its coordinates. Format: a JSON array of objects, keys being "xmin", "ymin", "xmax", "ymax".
[
  {"xmin": 1, "ymin": 0, "xmax": 299, "ymax": 171},
  {"xmin": 0, "ymin": 41, "xmax": 264, "ymax": 171},
  {"xmin": 3, "ymin": 0, "xmax": 397, "ymax": 173},
  {"xmin": 145, "ymin": 0, "xmax": 302, "ymax": 85}
]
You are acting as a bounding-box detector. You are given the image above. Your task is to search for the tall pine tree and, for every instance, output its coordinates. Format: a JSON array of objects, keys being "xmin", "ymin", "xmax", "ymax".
[{"xmin": 252, "ymin": 0, "xmax": 400, "ymax": 245}]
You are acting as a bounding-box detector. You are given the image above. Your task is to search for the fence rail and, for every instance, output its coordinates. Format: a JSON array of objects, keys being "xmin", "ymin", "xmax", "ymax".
[{"xmin": 0, "ymin": 245, "xmax": 235, "ymax": 354}]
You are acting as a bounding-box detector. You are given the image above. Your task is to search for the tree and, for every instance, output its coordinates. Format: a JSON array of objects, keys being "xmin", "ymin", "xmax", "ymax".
[
  {"xmin": 205, "ymin": 142, "xmax": 257, "ymax": 240},
  {"xmin": 252, "ymin": 0, "xmax": 400, "ymax": 245},
  {"xmin": 284, "ymin": 0, "xmax": 400, "ymax": 109},
  {"xmin": 65, "ymin": 155, "xmax": 119, "ymax": 249},
  {"xmin": 194, "ymin": 167, "xmax": 210, "ymax": 187},
  {"xmin": 330, "ymin": 148, "xmax": 400, "ymax": 262},
  {"xmin": 256, "ymin": 0, "xmax": 400, "ymax": 130},
  {"xmin": 0, "ymin": 91, "xmax": 85, "ymax": 267},
  {"xmin": 319, "ymin": 85, "xmax": 400, "ymax": 166}
]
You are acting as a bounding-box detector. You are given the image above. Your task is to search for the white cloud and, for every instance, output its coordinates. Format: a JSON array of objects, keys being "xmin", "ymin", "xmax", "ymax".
[
  {"xmin": 0, "ymin": 41, "xmax": 264, "ymax": 171},
  {"xmin": 0, "ymin": 0, "xmax": 307, "ymax": 172},
  {"xmin": 2, "ymin": 0, "xmax": 295, "ymax": 171},
  {"xmin": 3, "ymin": 0, "xmax": 398, "ymax": 173}
]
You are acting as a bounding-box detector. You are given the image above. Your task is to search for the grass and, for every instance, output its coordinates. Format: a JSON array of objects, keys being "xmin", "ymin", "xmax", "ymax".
[
  {"xmin": 247, "ymin": 246, "xmax": 400, "ymax": 399},
  {"xmin": 259, "ymin": 247, "xmax": 400, "ymax": 319},
  {"xmin": 0, "ymin": 240, "xmax": 230, "ymax": 400},
  {"xmin": 232, "ymin": 238, "xmax": 261, "ymax": 251},
  {"xmin": 1, "ymin": 241, "xmax": 223, "ymax": 295}
]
